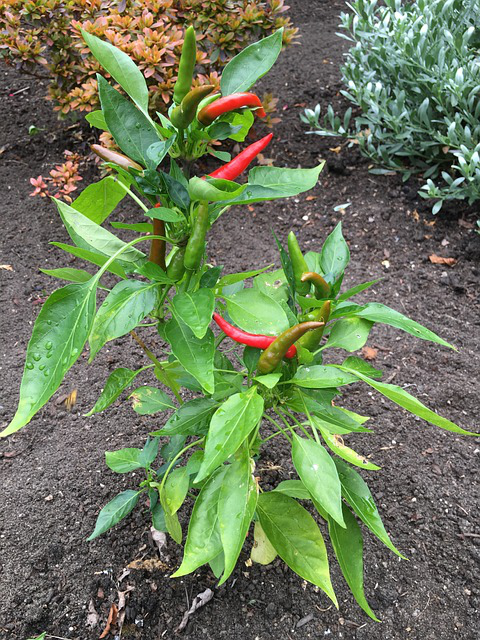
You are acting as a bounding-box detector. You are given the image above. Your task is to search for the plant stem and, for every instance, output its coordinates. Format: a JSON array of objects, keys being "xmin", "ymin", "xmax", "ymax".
[
  {"xmin": 130, "ymin": 330, "xmax": 183, "ymax": 405},
  {"xmin": 115, "ymin": 180, "xmax": 150, "ymax": 212},
  {"xmin": 159, "ymin": 438, "xmax": 204, "ymax": 496},
  {"xmin": 278, "ymin": 407, "xmax": 314, "ymax": 441},
  {"xmin": 263, "ymin": 413, "xmax": 292, "ymax": 445}
]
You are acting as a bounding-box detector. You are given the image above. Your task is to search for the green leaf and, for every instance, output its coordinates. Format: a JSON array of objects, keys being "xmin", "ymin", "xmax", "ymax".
[
  {"xmin": 216, "ymin": 264, "xmax": 273, "ymax": 289},
  {"xmin": 325, "ymin": 317, "xmax": 373, "ymax": 351},
  {"xmin": 337, "ymin": 365, "xmax": 477, "ymax": 436},
  {"xmin": 55, "ymin": 200, "xmax": 146, "ymax": 267},
  {"xmin": 196, "ymin": 388, "xmax": 264, "ymax": 483},
  {"xmin": 164, "ymin": 507, "xmax": 183, "ymax": 543},
  {"xmin": 145, "ymin": 206, "xmax": 184, "ymax": 223},
  {"xmin": 2, "ymin": 281, "xmax": 97, "ymax": 437},
  {"xmin": 328, "ymin": 504, "xmax": 380, "ymax": 621},
  {"xmin": 98, "ymin": 75, "xmax": 159, "ymax": 167},
  {"xmin": 225, "ymin": 288, "xmax": 289, "ymax": 335},
  {"xmin": 105, "ymin": 447, "xmax": 143, "ymax": 473},
  {"xmin": 227, "ymin": 164, "xmax": 325, "ymax": 204},
  {"xmin": 342, "ymin": 356, "xmax": 383, "ymax": 379},
  {"xmin": 147, "ymin": 138, "xmax": 175, "ymax": 168},
  {"xmin": 40, "ymin": 267, "xmax": 97, "ymax": 285},
  {"xmin": 151, "ymin": 502, "xmax": 167, "ymax": 532},
  {"xmin": 292, "ymin": 435, "xmax": 345, "ymax": 527},
  {"xmin": 250, "ymin": 520, "xmax": 277, "ymax": 564},
  {"xmin": 85, "ymin": 109, "xmax": 108, "ymax": 130},
  {"xmin": 188, "ymin": 176, "xmax": 246, "ymax": 202},
  {"xmin": 220, "ymin": 29, "xmax": 284, "ymax": 95},
  {"xmin": 320, "ymin": 222, "xmax": 350, "ymax": 280},
  {"xmin": 110, "ymin": 222, "xmax": 153, "ymax": 233},
  {"xmin": 253, "ymin": 372, "xmax": 282, "ymax": 389},
  {"xmin": 256, "ymin": 492, "xmax": 337, "ymax": 605},
  {"xmin": 252, "ymin": 268, "xmax": 288, "ymax": 303},
  {"xmin": 291, "ymin": 365, "xmax": 357, "ymax": 389},
  {"xmin": 273, "ymin": 479, "xmax": 311, "ymax": 500},
  {"xmin": 171, "ymin": 467, "xmax": 227, "ymax": 576},
  {"xmin": 334, "ymin": 458, "xmax": 405, "ymax": 559},
  {"xmin": 171, "ymin": 289, "xmax": 215, "ymax": 339},
  {"xmin": 164, "ymin": 317, "xmax": 215, "ymax": 394},
  {"xmin": 85, "ymin": 367, "xmax": 145, "ymax": 417},
  {"xmin": 89, "ymin": 280, "xmax": 158, "ymax": 360},
  {"xmin": 129, "ymin": 386, "xmax": 175, "ymax": 415},
  {"xmin": 71, "ymin": 176, "xmax": 127, "ymax": 225},
  {"xmin": 338, "ymin": 279, "xmax": 380, "ymax": 302},
  {"xmin": 138, "ymin": 436, "xmax": 159, "ymax": 467},
  {"xmin": 50, "ymin": 242, "xmax": 127, "ymax": 279},
  {"xmin": 314, "ymin": 419, "xmax": 380, "ymax": 470},
  {"xmin": 352, "ymin": 302, "xmax": 456, "ymax": 350},
  {"xmin": 83, "ymin": 30, "xmax": 149, "ymax": 113},
  {"xmin": 151, "ymin": 397, "xmax": 218, "ymax": 436},
  {"xmin": 135, "ymin": 261, "xmax": 173, "ymax": 283},
  {"xmin": 87, "ymin": 490, "xmax": 141, "ymax": 540},
  {"xmin": 161, "ymin": 466, "xmax": 189, "ymax": 515},
  {"xmin": 217, "ymin": 448, "xmax": 257, "ymax": 585}
]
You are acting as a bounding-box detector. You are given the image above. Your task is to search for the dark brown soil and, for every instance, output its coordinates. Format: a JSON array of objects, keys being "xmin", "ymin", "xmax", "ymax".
[{"xmin": 1, "ymin": 1, "xmax": 479, "ymax": 639}]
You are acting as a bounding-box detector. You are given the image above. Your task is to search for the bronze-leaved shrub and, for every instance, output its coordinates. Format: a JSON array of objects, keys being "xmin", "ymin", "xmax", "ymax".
[{"xmin": 0, "ymin": 0, "xmax": 297, "ymax": 117}]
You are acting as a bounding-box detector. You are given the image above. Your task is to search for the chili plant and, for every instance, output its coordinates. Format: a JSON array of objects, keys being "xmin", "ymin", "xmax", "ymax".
[{"xmin": 2, "ymin": 28, "xmax": 476, "ymax": 620}]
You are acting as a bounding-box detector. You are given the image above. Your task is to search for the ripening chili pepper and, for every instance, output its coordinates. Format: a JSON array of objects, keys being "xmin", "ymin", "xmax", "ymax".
[
  {"xmin": 301, "ymin": 271, "xmax": 330, "ymax": 299},
  {"xmin": 287, "ymin": 232, "xmax": 310, "ymax": 296},
  {"xmin": 184, "ymin": 201, "xmax": 209, "ymax": 272},
  {"xmin": 91, "ymin": 144, "xmax": 143, "ymax": 172},
  {"xmin": 171, "ymin": 85, "xmax": 215, "ymax": 130},
  {"xmin": 296, "ymin": 301, "xmax": 331, "ymax": 351},
  {"xmin": 149, "ymin": 203, "xmax": 166, "ymax": 270},
  {"xmin": 208, "ymin": 133, "xmax": 273, "ymax": 180},
  {"xmin": 212, "ymin": 313, "xmax": 296, "ymax": 358},
  {"xmin": 258, "ymin": 321, "xmax": 325, "ymax": 374},
  {"xmin": 197, "ymin": 92, "xmax": 266, "ymax": 126},
  {"xmin": 173, "ymin": 26, "xmax": 196, "ymax": 105},
  {"xmin": 167, "ymin": 246, "xmax": 186, "ymax": 282}
]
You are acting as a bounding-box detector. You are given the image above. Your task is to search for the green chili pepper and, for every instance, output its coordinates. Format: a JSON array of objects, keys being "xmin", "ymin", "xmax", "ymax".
[
  {"xmin": 296, "ymin": 301, "xmax": 331, "ymax": 351},
  {"xmin": 287, "ymin": 232, "xmax": 310, "ymax": 295},
  {"xmin": 257, "ymin": 321, "xmax": 325, "ymax": 374},
  {"xmin": 167, "ymin": 246, "xmax": 186, "ymax": 282},
  {"xmin": 171, "ymin": 85, "xmax": 215, "ymax": 130},
  {"xmin": 173, "ymin": 26, "xmax": 196, "ymax": 105},
  {"xmin": 301, "ymin": 271, "xmax": 330, "ymax": 299},
  {"xmin": 184, "ymin": 202, "xmax": 209, "ymax": 272}
]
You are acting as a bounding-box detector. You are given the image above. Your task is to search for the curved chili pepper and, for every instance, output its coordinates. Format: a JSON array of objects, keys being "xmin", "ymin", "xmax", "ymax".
[
  {"xmin": 296, "ymin": 301, "xmax": 331, "ymax": 351},
  {"xmin": 197, "ymin": 92, "xmax": 266, "ymax": 126},
  {"xmin": 208, "ymin": 133, "xmax": 273, "ymax": 181},
  {"xmin": 149, "ymin": 203, "xmax": 166, "ymax": 270},
  {"xmin": 258, "ymin": 321, "xmax": 325, "ymax": 374},
  {"xmin": 213, "ymin": 313, "xmax": 296, "ymax": 358},
  {"xmin": 173, "ymin": 26, "xmax": 196, "ymax": 105},
  {"xmin": 287, "ymin": 232, "xmax": 310, "ymax": 296},
  {"xmin": 184, "ymin": 201, "xmax": 209, "ymax": 272},
  {"xmin": 91, "ymin": 144, "xmax": 143, "ymax": 172},
  {"xmin": 171, "ymin": 85, "xmax": 215, "ymax": 130},
  {"xmin": 167, "ymin": 246, "xmax": 186, "ymax": 282},
  {"xmin": 301, "ymin": 271, "xmax": 330, "ymax": 299}
]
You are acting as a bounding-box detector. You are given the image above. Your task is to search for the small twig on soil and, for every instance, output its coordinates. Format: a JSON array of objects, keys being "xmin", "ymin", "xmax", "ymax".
[{"xmin": 9, "ymin": 86, "xmax": 30, "ymax": 96}]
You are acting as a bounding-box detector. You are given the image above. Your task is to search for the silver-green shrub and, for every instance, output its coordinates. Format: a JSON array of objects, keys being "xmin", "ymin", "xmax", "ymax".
[{"xmin": 302, "ymin": 0, "xmax": 480, "ymax": 213}]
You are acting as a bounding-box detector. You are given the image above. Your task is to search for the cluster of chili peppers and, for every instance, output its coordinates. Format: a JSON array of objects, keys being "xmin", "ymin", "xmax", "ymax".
[{"xmin": 211, "ymin": 231, "xmax": 333, "ymax": 372}]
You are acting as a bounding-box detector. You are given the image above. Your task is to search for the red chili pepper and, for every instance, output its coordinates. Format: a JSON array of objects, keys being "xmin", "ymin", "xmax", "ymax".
[
  {"xmin": 213, "ymin": 313, "xmax": 296, "ymax": 358},
  {"xmin": 197, "ymin": 92, "xmax": 266, "ymax": 126},
  {"xmin": 208, "ymin": 133, "xmax": 273, "ymax": 181}
]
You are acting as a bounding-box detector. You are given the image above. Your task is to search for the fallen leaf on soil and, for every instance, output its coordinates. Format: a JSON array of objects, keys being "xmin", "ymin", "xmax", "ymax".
[
  {"xmin": 127, "ymin": 557, "xmax": 170, "ymax": 572},
  {"xmin": 99, "ymin": 603, "xmax": 118, "ymax": 639},
  {"xmin": 86, "ymin": 599, "xmax": 99, "ymax": 629},
  {"xmin": 429, "ymin": 254, "xmax": 457, "ymax": 266},
  {"xmin": 116, "ymin": 585, "xmax": 135, "ymax": 634},
  {"xmin": 362, "ymin": 346, "xmax": 378, "ymax": 360},
  {"xmin": 0, "ymin": 264, "xmax": 13, "ymax": 271},
  {"xmin": 329, "ymin": 146, "xmax": 342, "ymax": 154},
  {"xmin": 175, "ymin": 588, "xmax": 214, "ymax": 632},
  {"xmin": 150, "ymin": 526, "xmax": 167, "ymax": 553},
  {"xmin": 305, "ymin": 195, "xmax": 316, "ymax": 201},
  {"xmin": 411, "ymin": 209, "xmax": 420, "ymax": 223},
  {"xmin": 425, "ymin": 219, "xmax": 436, "ymax": 227},
  {"xmin": 458, "ymin": 218, "xmax": 474, "ymax": 229},
  {"xmin": 1, "ymin": 450, "xmax": 20, "ymax": 459}
]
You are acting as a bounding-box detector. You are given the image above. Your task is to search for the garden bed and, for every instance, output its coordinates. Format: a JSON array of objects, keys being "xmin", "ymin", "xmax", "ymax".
[{"xmin": 0, "ymin": 1, "xmax": 479, "ymax": 638}]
